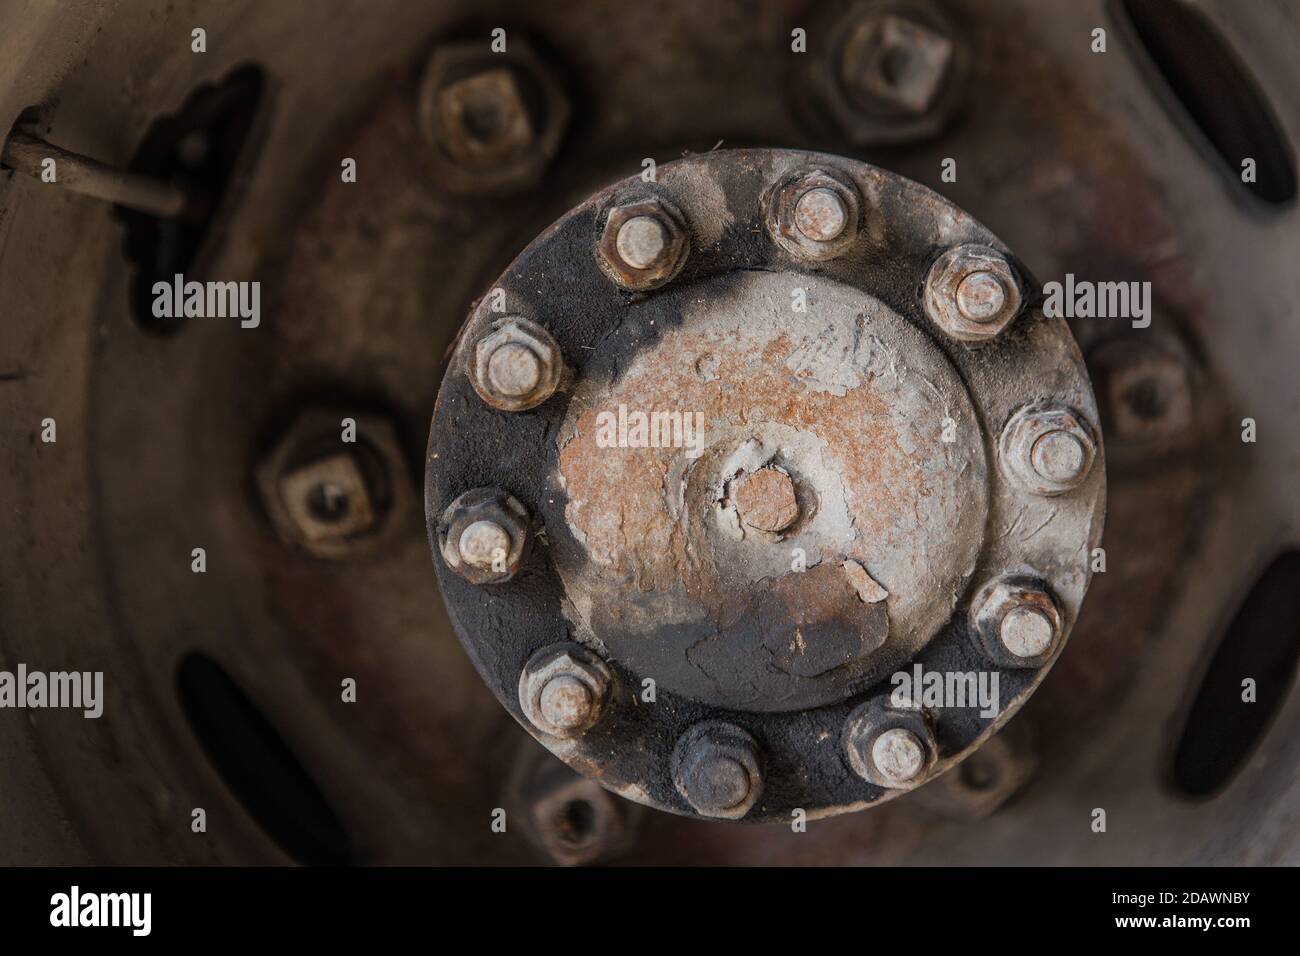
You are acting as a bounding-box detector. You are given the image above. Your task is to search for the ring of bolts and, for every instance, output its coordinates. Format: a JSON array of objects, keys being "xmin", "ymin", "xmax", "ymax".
[{"xmin": 434, "ymin": 162, "xmax": 1098, "ymax": 818}]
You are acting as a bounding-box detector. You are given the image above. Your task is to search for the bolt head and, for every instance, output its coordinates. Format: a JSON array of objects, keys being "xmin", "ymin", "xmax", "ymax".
[
  {"xmin": 924, "ymin": 245, "xmax": 1023, "ymax": 341},
  {"xmin": 471, "ymin": 316, "xmax": 563, "ymax": 412},
  {"xmin": 597, "ymin": 197, "xmax": 690, "ymax": 291},
  {"xmin": 614, "ymin": 215, "xmax": 669, "ymax": 271},
  {"xmin": 999, "ymin": 404, "xmax": 1097, "ymax": 496},
  {"xmin": 955, "ymin": 271, "xmax": 1008, "ymax": 322},
  {"xmin": 538, "ymin": 674, "xmax": 595, "ymax": 731},
  {"xmin": 671, "ymin": 722, "xmax": 763, "ymax": 819},
  {"xmin": 843, "ymin": 700, "xmax": 936, "ymax": 789},
  {"xmin": 458, "ymin": 519, "xmax": 512, "ymax": 570},
  {"xmin": 438, "ymin": 487, "xmax": 532, "ymax": 584},
  {"xmin": 794, "ymin": 187, "xmax": 849, "ymax": 242},
  {"xmin": 999, "ymin": 605, "xmax": 1056, "ymax": 658},
  {"xmin": 871, "ymin": 727, "xmax": 926, "ymax": 783},
  {"xmin": 1030, "ymin": 430, "xmax": 1088, "ymax": 485},
  {"xmin": 486, "ymin": 342, "xmax": 543, "ymax": 398},
  {"xmin": 767, "ymin": 167, "xmax": 861, "ymax": 260},
  {"xmin": 730, "ymin": 467, "xmax": 800, "ymax": 533},
  {"xmin": 971, "ymin": 575, "xmax": 1063, "ymax": 667},
  {"xmin": 518, "ymin": 644, "xmax": 613, "ymax": 738}
]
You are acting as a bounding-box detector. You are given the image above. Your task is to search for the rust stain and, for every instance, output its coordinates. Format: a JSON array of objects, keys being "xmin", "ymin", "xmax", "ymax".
[{"xmin": 559, "ymin": 321, "xmax": 924, "ymax": 605}]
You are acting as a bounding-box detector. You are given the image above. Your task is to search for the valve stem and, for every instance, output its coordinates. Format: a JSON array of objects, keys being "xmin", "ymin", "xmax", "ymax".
[{"xmin": 1, "ymin": 130, "xmax": 189, "ymax": 219}]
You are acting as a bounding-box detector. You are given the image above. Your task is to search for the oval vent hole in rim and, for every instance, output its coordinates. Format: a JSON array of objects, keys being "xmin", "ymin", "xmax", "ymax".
[
  {"xmin": 176, "ymin": 652, "xmax": 353, "ymax": 865},
  {"xmin": 1172, "ymin": 551, "xmax": 1300, "ymax": 797},
  {"xmin": 1119, "ymin": 0, "xmax": 1297, "ymax": 207}
]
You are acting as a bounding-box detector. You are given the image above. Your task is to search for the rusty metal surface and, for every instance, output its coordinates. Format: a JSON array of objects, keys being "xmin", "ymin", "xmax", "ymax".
[
  {"xmin": 426, "ymin": 147, "xmax": 1105, "ymax": 821},
  {"xmin": 0, "ymin": 0, "xmax": 1296, "ymax": 864}
]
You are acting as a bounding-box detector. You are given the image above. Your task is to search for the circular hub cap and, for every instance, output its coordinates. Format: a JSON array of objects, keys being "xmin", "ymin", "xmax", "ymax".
[{"xmin": 426, "ymin": 148, "xmax": 1105, "ymax": 821}]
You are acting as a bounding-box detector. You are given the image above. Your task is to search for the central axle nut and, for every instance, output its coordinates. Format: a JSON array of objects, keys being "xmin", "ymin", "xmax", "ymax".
[
  {"xmin": 924, "ymin": 244, "xmax": 1023, "ymax": 341},
  {"xmin": 437, "ymin": 487, "xmax": 532, "ymax": 584},
  {"xmin": 999, "ymin": 404, "xmax": 1098, "ymax": 496},
  {"xmin": 597, "ymin": 196, "xmax": 690, "ymax": 291},
  {"xmin": 519, "ymin": 644, "xmax": 614, "ymax": 738},
  {"xmin": 671, "ymin": 722, "xmax": 764, "ymax": 819},
  {"xmin": 970, "ymin": 575, "xmax": 1064, "ymax": 668},
  {"xmin": 843, "ymin": 699, "xmax": 937, "ymax": 789},
  {"xmin": 730, "ymin": 466, "xmax": 800, "ymax": 533},
  {"xmin": 470, "ymin": 316, "xmax": 563, "ymax": 412},
  {"xmin": 767, "ymin": 167, "xmax": 861, "ymax": 261}
]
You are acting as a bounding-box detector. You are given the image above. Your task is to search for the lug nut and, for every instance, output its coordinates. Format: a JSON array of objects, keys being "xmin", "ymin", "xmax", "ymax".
[
  {"xmin": 417, "ymin": 37, "xmax": 572, "ymax": 194},
  {"xmin": 841, "ymin": 12, "xmax": 955, "ymax": 118},
  {"xmin": 767, "ymin": 167, "xmax": 861, "ymax": 260},
  {"xmin": 597, "ymin": 196, "xmax": 689, "ymax": 291},
  {"xmin": 434, "ymin": 67, "xmax": 535, "ymax": 167},
  {"xmin": 999, "ymin": 404, "xmax": 1097, "ymax": 496},
  {"xmin": 924, "ymin": 244, "xmax": 1022, "ymax": 341},
  {"xmin": 970, "ymin": 575, "xmax": 1063, "ymax": 667},
  {"xmin": 1089, "ymin": 337, "xmax": 1195, "ymax": 445},
  {"xmin": 843, "ymin": 699, "xmax": 936, "ymax": 789},
  {"xmin": 437, "ymin": 487, "xmax": 532, "ymax": 584},
  {"xmin": 513, "ymin": 747, "xmax": 641, "ymax": 866},
  {"xmin": 671, "ymin": 722, "xmax": 763, "ymax": 819},
  {"xmin": 803, "ymin": 0, "xmax": 967, "ymax": 147},
  {"xmin": 519, "ymin": 644, "xmax": 613, "ymax": 738},
  {"xmin": 730, "ymin": 466, "xmax": 799, "ymax": 533},
  {"xmin": 469, "ymin": 316, "xmax": 563, "ymax": 412},
  {"xmin": 256, "ymin": 410, "xmax": 409, "ymax": 560}
]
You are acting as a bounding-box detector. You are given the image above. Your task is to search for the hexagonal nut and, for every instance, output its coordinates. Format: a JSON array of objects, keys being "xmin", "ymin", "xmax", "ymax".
[
  {"xmin": 801, "ymin": 0, "xmax": 968, "ymax": 146},
  {"xmin": 596, "ymin": 195, "xmax": 690, "ymax": 291},
  {"xmin": 843, "ymin": 697, "xmax": 937, "ymax": 789},
  {"xmin": 671, "ymin": 721, "xmax": 763, "ymax": 820},
  {"xmin": 970, "ymin": 574, "xmax": 1064, "ymax": 668},
  {"xmin": 999, "ymin": 403, "xmax": 1098, "ymax": 496},
  {"xmin": 518, "ymin": 643, "xmax": 613, "ymax": 738},
  {"xmin": 1090, "ymin": 338, "xmax": 1194, "ymax": 445},
  {"xmin": 924, "ymin": 244, "xmax": 1023, "ymax": 342},
  {"xmin": 505, "ymin": 743, "xmax": 644, "ymax": 866},
  {"xmin": 765, "ymin": 167, "xmax": 862, "ymax": 261},
  {"xmin": 468, "ymin": 316, "xmax": 563, "ymax": 411},
  {"xmin": 530, "ymin": 775, "xmax": 625, "ymax": 867},
  {"xmin": 256, "ymin": 410, "xmax": 410, "ymax": 560},
  {"xmin": 417, "ymin": 37, "xmax": 572, "ymax": 195},
  {"xmin": 436, "ymin": 487, "xmax": 532, "ymax": 585}
]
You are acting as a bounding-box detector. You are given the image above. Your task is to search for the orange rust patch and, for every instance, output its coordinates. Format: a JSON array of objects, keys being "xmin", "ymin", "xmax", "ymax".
[{"xmin": 559, "ymin": 320, "xmax": 924, "ymax": 601}]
